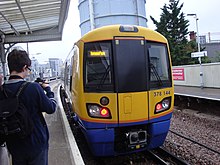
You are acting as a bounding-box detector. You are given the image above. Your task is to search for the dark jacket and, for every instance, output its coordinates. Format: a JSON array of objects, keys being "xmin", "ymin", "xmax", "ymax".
[{"xmin": 2, "ymin": 80, "xmax": 56, "ymax": 157}]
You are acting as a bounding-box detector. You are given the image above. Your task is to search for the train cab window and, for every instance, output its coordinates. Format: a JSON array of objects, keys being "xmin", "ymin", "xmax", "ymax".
[
  {"xmin": 148, "ymin": 43, "xmax": 172, "ymax": 88},
  {"xmin": 84, "ymin": 41, "xmax": 114, "ymax": 92}
]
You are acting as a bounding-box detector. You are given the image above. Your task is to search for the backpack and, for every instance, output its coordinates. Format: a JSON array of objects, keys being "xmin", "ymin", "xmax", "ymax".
[{"xmin": 0, "ymin": 82, "xmax": 34, "ymax": 141}]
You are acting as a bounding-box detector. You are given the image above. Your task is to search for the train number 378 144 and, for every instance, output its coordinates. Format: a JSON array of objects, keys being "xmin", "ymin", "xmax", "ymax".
[{"xmin": 154, "ymin": 90, "xmax": 171, "ymax": 97}]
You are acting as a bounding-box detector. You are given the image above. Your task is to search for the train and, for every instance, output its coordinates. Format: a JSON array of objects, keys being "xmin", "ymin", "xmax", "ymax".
[{"xmin": 62, "ymin": 25, "xmax": 174, "ymax": 156}]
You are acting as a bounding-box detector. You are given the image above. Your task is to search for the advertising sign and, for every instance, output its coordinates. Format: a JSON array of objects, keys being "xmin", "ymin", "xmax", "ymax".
[{"xmin": 172, "ymin": 68, "xmax": 185, "ymax": 81}]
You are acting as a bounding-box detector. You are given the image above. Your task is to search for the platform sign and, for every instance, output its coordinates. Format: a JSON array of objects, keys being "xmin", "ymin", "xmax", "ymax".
[
  {"xmin": 172, "ymin": 68, "xmax": 185, "ymax": 81},
  {"xmin": 191, "ymin": 51, "xmax": 207, "ymax": 58}
]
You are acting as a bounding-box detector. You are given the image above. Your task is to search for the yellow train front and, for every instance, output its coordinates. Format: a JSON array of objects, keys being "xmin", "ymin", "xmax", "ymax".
[{"xmin": 66, "ymin": 25, "xmax": 174, "ymax": 156}]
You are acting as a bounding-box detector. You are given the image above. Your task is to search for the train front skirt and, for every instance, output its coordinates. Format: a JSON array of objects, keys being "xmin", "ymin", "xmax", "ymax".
[{"xmin": 78, "ymin": 113, "xmax": 172, "ymax": 156}]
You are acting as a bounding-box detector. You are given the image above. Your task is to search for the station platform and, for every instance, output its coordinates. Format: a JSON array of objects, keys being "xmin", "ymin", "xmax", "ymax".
[
  {"xmin": 174, "ymin": 85, "xmax": 220, "ymax": 101},
  {"xmin": 45, "ymin": 82, "xmax": 84, "ymax": 165}
]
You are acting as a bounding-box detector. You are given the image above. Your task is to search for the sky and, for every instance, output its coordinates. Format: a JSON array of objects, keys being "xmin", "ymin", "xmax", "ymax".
[{"xmin": 18, "ymin": 0, "xmax": 220, "ymax": 64}]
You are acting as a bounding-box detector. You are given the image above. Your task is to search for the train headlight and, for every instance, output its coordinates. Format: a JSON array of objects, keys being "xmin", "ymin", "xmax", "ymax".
[
  {"xmin": 119, "ymin": 25, "xmax": 138, "ymax": 32},
  {"xmin": 154, "ymin": 97, "xmax": 171, "ymax": 114},
  {"xmin": 130, "ymin": 132, "xmax": 138, "ymax": 144},
  {"xmin": 86, "ymin": 104, "xmax": 112, "ymax": 119},
  {"xmin": 162, "ymin": 98, "xmax": 170, "ymax": 109}
]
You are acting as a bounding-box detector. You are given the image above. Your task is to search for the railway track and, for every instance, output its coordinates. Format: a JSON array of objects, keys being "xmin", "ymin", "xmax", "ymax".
[
  {"xmin": 60, "ymin": 87, "xmax": 190, "ymax": 165},
  {"xmin": 61, "ymin": 86, "xmax": 220, "ymax": 164},
  {"xmin": 169, "ymin": 129, "xmax": 220, "ymax": 155},
  {"xmin": 89, "ymin": 146, "xmax": 189, "ymax": 165},
  {"xmin": 147, "ymin": 147, "xmax": 189, "ymax": 165}
]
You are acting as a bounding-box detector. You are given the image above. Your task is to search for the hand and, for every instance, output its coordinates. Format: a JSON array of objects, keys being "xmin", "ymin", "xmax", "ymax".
[
  {"xmin": 40, "ymin": 82, "xmax": 49, "ymax": 88},
  {"xmin": 35, "ymin": 77, "xmax": 49, "ymax": 88}
]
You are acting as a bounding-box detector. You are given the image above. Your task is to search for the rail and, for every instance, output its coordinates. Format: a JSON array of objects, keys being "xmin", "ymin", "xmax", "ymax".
[{"xmin": 169, "ymin": 129, "xmax": 220, "ymax": 155}]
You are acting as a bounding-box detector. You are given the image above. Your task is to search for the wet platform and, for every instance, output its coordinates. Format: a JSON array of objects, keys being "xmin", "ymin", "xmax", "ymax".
[{"xmin": 174, "ymin": 85, "xmax": 220, "ymax": 101}]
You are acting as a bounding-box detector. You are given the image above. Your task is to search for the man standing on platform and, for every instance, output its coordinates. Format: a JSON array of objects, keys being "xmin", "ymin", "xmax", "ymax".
[{"xmin": 0, "ymin": 49, "xmax": 57, "ymax": 165}]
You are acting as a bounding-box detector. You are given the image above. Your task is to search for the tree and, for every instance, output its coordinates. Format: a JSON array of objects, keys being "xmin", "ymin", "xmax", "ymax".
[
  {"xmin": 150, "ymin": 0, "xmax": 190, "ymax": 66},
  {"xmin": 185, "ymin": 40, "xmax": 198, "ymax": 64},
  {"xmin": 185, "ymin": 40, "xmax": 211, "ymax": 64}
]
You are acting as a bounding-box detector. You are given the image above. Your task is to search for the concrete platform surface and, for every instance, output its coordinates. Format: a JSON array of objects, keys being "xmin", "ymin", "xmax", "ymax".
[
  {"xmin": 174, "ymin": 85, "xmax": 220, "ymax": 101},
  {"xmin": 46, "ymin": 82, "xmax": 84, "ymax": 165},
  {"xmin": 45, "ymin": 104, "xmax": 74, "ymax": 165}
]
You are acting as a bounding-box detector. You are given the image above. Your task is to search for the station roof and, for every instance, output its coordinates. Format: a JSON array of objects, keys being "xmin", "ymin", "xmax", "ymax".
[{"xmin": 0, "ymin": 0, "xmax": 70, "ymax": 44}]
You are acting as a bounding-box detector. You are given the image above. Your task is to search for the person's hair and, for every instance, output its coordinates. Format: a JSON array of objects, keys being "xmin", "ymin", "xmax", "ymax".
[{"xmin": 7, "ymin": 49, "xmax": 31, "ymax": 73}]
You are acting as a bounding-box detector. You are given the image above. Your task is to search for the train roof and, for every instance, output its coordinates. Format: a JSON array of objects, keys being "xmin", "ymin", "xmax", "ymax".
[{"xmin": 78, "ymin": 25, "xmax": 168, "ymax": 44}]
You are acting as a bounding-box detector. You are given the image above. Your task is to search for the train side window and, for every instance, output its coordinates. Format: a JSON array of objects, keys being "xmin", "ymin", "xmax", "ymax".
[
  {"xmin": 69, "ymin": 57, "xmax": 73, "ymax": 92},
  {"xmin": 84, "ymin": 41, "xmax": 114, "ymax": 92},
  {"xmin": 148, "ymin": 43, "xmax": 172, "ymax": 88}
]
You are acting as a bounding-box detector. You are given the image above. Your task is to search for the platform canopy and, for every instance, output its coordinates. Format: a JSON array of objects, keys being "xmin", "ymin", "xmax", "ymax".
[{"xmin": 0, "ymin": 0, "xmax": 70, "ymax": 44}]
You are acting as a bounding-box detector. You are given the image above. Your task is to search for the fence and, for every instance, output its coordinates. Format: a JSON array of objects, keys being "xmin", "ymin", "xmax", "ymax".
[{"xmin": 173, "ymin": 62, "xmax": 220, "ymax": 88}]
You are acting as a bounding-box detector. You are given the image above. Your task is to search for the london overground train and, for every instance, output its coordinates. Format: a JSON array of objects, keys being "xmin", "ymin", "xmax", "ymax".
[{"xmin": 62, "ymin": 25, "xmax": 174, "ymax": 156}]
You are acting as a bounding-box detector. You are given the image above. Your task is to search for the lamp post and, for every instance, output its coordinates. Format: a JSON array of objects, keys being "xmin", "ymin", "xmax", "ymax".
[
  {"xmin": 187, "ymin": 14, "xmax": 200, "ymax": 52},
  {"xmin": 187, "ymin": 13, "xmax": 204, "ymax": 88}
]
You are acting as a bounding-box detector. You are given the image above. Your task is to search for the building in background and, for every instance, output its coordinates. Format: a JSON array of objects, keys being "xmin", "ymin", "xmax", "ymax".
[
  {"xmin": 201, "ymin": 32, "xmax": 220, "ymax": 62},
  {"xmin": 48, "ymin": 58, "xmax": 63, "ymax": 78},
  {"xmin": 189, "ymin": 31, "xmax": 196, "ymax": 41},
  {"xmin": 201, "ymin": 43, "xmax": 220, "ymax": 62},
  {"xmin": 38, "ymin": 63, "xmax": 51, "ymax": 79},
  {"xmin": 30, "ymin": 57, "xmax": 63, "ymax": 80},
  {"xmin": 189, "ymin": 31, "xmax": 220, "ymax": 62},
  {"xmin": 199, "ymin": 35, "xmax": 206, "ymax": 45},
  {"xmin": 30, "ymin": 57, "xmax": 39, "ymax": 81}
]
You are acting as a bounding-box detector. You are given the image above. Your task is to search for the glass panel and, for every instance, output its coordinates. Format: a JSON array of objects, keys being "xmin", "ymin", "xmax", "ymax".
[
  {"xmin": 84, "ymin": 42, "xmax": 113, "ymax": 91},
  {"xmin": 148, "ymin": 43, "xmax": 171, "ymax": 88},
  {"xmin": 115, "ymin": 38, "xmax": 146, "ymax": 92}
]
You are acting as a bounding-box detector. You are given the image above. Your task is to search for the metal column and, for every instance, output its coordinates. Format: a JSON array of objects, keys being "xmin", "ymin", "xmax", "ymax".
[{"xmin": 89, "ymin": 0, "xmax": 95, "ymax": 30}]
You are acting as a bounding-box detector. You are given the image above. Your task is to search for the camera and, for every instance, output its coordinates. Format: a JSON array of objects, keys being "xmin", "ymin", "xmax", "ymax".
[{"xmin": 35, "ymin": 78, "xmax": 49, "ymax": 84}]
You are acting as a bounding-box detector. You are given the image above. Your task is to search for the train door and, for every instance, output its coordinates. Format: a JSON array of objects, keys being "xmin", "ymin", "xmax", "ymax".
[{"xmin": 114, "ymin": 37, "xmax": 149, "ymax": 125}]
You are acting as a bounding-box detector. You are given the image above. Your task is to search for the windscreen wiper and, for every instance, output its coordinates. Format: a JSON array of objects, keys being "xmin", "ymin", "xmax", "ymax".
[
  {"xmin": 150, "ymin": 63, "xmax": 163, "ymax": 86},
  {"xmin": 97, "ymin": 65, "xmax": 110, "ymax": 88}
]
